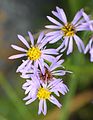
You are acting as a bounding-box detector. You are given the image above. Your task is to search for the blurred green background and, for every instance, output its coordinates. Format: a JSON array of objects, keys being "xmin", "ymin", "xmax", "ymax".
[{"xmin": 0, "ymin": 0, "xmax": 93, "ymax": 120}]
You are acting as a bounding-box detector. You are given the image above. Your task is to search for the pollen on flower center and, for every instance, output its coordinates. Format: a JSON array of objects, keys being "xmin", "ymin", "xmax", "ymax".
[
  {"xmin": 27, "ymin": 47, "xmax": 41, "ymax": 60},
  {"xmin": 61, "ymin": 23, "xmax": 75, "ymax": 36},
  {"xmin": 37, "ymin": 87, "xmax": 51, "ymax": 100}
]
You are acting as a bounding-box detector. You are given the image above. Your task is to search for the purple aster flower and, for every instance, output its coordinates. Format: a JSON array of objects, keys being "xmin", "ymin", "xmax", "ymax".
[
  {"xmin": 9, "ymin": 32, "xmax": 58, "ymax": 74},
  {"xmin": 21, "ymin": 55, "xmax": 72, "ymax": 80},
  {"xmin": 22, "ymin": 75, "xmax": 68, "ymax": 115},
  {"xmin": 84, "ymin": 36, "xmax": 93, "ymax": 62},
  {"xmin": 45, "ymin": 7, "xmax": 89, "ymax": 55},
  {"xmin": 39, "ymin": 55, "xmax": 72, "ymax": 83}
]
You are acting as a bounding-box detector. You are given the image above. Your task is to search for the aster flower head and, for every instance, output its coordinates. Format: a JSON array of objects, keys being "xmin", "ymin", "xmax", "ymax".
[
  {"xmin": 39, "ymin": 55, "xmax": 72, "ymax": 82},
  {"xmin": 9, "ymin": 32, "xmax": 58, "ymax": 74},
  {"xmin": 45, "ymin": 7, "xmax": 88, "ymax": 55},
  {"xmin": 84, "ymin": 36, "xmax": 93, "ymax": 62},
  {"xmin": 21, "ymin": 55, "xmax": 72, "ymax": 81},
  {"xmin": 22, "ymin": 75, "xmax": 68, "ymax": 115}
]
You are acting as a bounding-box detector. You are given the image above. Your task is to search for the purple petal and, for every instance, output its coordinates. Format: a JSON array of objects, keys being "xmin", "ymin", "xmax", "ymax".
[
  {"xmin": 45, "ymin": 25, "xmax": 61, "ymax": 29},
  {"xmin": 38, "ymin": 58, "xmax": 45, "ymax": 75},
  {"xmin": 33, "ymin": 60, "xmax": 39, "ymax": 74},
  {"xmin": 42, "ymin": 49, "xmax": 58, "ymax": 55},
  {"xmin": 22, "ymin": 80, "xmax": 32, "ymax": 88},
  {"xmin": 23, "ymin": 95, "xmax": 31, "ymax": 101},
  {"xmin": 72, "ymin": 9, "xmax": 83, "ymax": 25},
  {"xmin": 28, "ymin": 31, "xmax": 34, "ymax": 46},
  {"xmin": 50, "ymin": 60, "xmax": 64, "ymax": 71},
  {"xmin": 56, "ymin": 6, "xmax": 67, "ymax": 24},
  {"xmin": 82, "ymin": 10, "xmax": 90, "ymax": 22},
  {"xmin": 52, "ymin": 70, "xmax": 66, "ymax": 76},
  {"xmin": 47, "ymin": 16, "xmax": 62, "ymax": 26},
  {"xmin": 55, "ymin": 59, "xmax": 64, "ymax": 65},
  {"xmin": 48, "ymin": 79, "xmax": 61, "ymax": 88},
  {"xmin": 89, "ymin": 48, "xmax": 93, "ymax": 62},
  {"xmin": 44, "ymin": 63, "xmax": 50, "ymax": 70},
  {"xmin": 53, "ymin": 72, "xmax": 64, "ymax": 76},
  {"xmin": 16, "ymin": 59, "xmax": 29, "ymax": 72},
  {"xmin": 75, "ymin": 18, "xmax": 85, "ymax": 27},
  {"xmin": 49, "ymin": 95, "xmax": 62, "ymax": 108},
  {"xmin": 9, "ymin": 54, "xmax": 26, "ymax": 59},
  {"xmin": 76, "ymin": 25, "xmax": 89, "ymax": 31},
  {"xmin": 52, "ymin": 90, "xmax": 60, "ymax": 96},
  {"xmin": 25, "ymin": 97, "xmax": 36, "ymax": 105},
  {"xmin": 52, "ymin": 10, "xmax": 62, "ymax": 21},
  {"xmin": 46, "ymin": 31, "xmax": 61, "ymax": 36},
  {"xmin": 57, "ymin": 41, "xmax": 66, "ymax": 51},
  {"xmin": 38, "ymin": 99, "xmax": 43, "ymax": 115},
  {"xmin": 49, "ymin": 79, "xmax": 57, "ymax": 86},
  {"xmin": 37, "ymin": 32, "xmax": 44, "ymax": 44},
  {"xmin": 25, "ymin": 86, "xmax": 32, "ymax": 94},
  {"xmin": 11, "ymin": 45, "xmax": 27, "ymax": 52},
  {"xmin": 67, "ymin": 37, "xmax": 73, "ymax": 55},
  {"xmin": 49, "ymin": 34, "xmax": 63, "ymax": 43},
  {"xmin": 34, "ymin": 60, "xmax": 39, "ymax": 68},
  {"xmin": 22, "ymin": 61, "xmax": 32, "ymax": 74},
  {"xmin": 46, "ymin": 33, "xmax": 61, "ymax": 42},
  {"xmin": 21, "ymin": 74, "xmax": 31, "ymax": 79},
  {"xmin": 89, "ymin": 23, "xmax": 93, "ymax": 31},
  {"xmin": 74, "ymin": 35, "xmax": 84, "ymax": 52},
  {"xmin": 60, "ymin": 37, "xmax": 69, "ymax": 52},
  {"xmin": 38, "ymin": 39, "xmax": 48, "ymax": 49},
  {"xmin": 84, "ymin": 44, "xmax": 90, "ymax": 54},
  {"xmin": 42, "ymin": 54, "xmax": 56, "ymax": 63},
  {"xmin": 17, "ymin": 35, "xmax": 30, "ymax": 48},
  {"xmin": 56, "ymin": 54, "xmax": 62, "ymax": 60},
  {"xmin": 31, "ymin": 75, "xmax": 40, "ymax": 88},
  {"xmin": 50, "ymin": 57, "xmax": 64, "ymax": 68},
  {"xmin": 84, "ymin": 38, "xmax": 93, "ymax": 54},
  {"xmin": 43, "ymin": 100, "xmax": 47, "ymax": 115}
]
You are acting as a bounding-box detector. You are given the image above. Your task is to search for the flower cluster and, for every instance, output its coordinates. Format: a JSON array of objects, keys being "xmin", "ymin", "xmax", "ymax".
[{"xmin": 9, "ymin": 6, "xmax": 93, "ymax": 115}]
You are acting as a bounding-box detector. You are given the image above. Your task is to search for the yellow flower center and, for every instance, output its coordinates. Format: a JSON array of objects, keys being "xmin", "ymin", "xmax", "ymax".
[
  {"xmin": 27, "ymin": 47, "xmax": 41, "ymax": 60},
  {"xmin": 61, "ymin": 23, "xmax": 75, "ymax": 36},
  {"xmin": 37, "ymin": 87, "xmax": 51, "ymax": 100}
]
